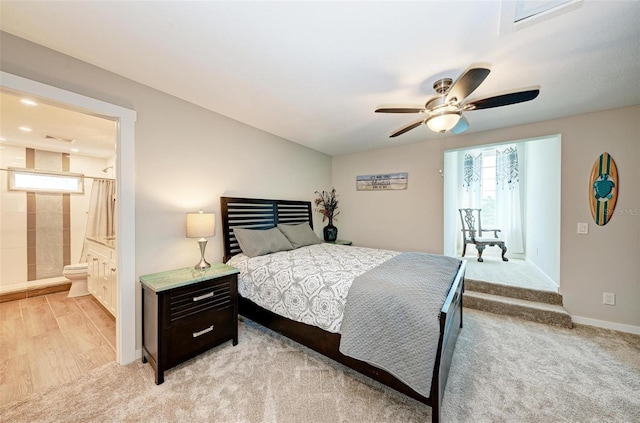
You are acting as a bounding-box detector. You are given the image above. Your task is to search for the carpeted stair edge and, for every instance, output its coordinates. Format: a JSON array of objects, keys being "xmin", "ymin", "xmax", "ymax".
[
  {"xmin": 465, "ymin": 278, "xmax": 563, "ymax": 305},
  {"xmin": 465, "ymin": 290, "xmax": 573, "ymax": 328}
]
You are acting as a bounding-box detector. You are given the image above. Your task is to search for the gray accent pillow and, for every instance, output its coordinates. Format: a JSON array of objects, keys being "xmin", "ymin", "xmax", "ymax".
[
  {"xmin": 277, "ymin": 223, "xmax": 322, "ymax": 249},
  {"xmin": 233, "ymin": 227, "xmax": 293, "ymax": 258}
]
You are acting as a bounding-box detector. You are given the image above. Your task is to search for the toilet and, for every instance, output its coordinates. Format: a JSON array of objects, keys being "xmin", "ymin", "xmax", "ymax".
[{"xmin": 63, "ymin": 263, "xmax": 90, "ymax": 297}]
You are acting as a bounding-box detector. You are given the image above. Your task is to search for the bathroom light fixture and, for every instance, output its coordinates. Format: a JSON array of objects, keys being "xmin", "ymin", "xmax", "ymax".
[
  {"xmin": 186, "ymin": 210, "xmax": 216, "ymax": 270},
  {"xmin": 20, "ymin": 98, "xmax": 38, "ymax": 106},
  {"xmin": 426, "ymin": 110, "xmax": 461, "ymax": 133}
]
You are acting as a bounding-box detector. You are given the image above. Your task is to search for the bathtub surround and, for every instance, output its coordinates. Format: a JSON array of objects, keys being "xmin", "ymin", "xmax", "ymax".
[
  {"xmin": 26, "ymin": 148, "xmax": 70, "ymax": 280},
  {"xmin": 0, "ymin": 145, "xmax": 112, "ymax": 293}
]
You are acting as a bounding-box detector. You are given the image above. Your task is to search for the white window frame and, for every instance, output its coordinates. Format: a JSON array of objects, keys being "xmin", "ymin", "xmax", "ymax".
[{"xmin": 9, "ymin": 168, "xmax": 85, "ymax": 194}]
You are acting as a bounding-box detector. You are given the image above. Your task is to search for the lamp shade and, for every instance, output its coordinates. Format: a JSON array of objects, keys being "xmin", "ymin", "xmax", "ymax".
[
  {"xmin": 426, "ymin": 111, "xmax": 461, "ymax": 133},
  {"xmin": 186, "ymin": 210, "xmax": 216, "ymax": 238}
]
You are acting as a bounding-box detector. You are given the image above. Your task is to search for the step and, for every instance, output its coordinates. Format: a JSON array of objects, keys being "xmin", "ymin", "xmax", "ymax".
[
  {"xmin": 465, "ymin": 278, "xmax": 563, "ymax": 305},
  {"xmin": 464, "ymin": 290, "xmax": 573, "ymax": 329}
]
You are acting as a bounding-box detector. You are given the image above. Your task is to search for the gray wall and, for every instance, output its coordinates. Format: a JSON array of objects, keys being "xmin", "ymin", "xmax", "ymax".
[
  {"xmin": 0, "ymin": 32, "xmax": 332, "ymax": 348},
  {"xmin": 2, "ymin": 31, "xmax": 638, "ymax": 333},
  {"xmin": 332, "ymin": 106, "xmax": 639, "ymax": 330}
]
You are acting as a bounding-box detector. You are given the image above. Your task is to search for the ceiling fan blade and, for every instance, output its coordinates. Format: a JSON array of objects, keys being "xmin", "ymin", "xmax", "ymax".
[
  {"xmin": 390, "ymin": 118, "xmax": 425, "ymax": 138},
  {"xmin": 450, "ymin": 116, "xmax": 469, "ymax": 134},
  {"xmin": 464, "ymin": 89, "xmax": 540, "ymax": 110},
  {"xmin": 445, "ymin": 67, "xmax": 491, "ymax": 103},
  {"xmin": 375, "ymin": 106, "xmax": 426, "ymax": 113}
]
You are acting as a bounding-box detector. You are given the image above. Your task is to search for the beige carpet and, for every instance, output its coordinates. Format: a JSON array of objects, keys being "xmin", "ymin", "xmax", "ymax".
[
  {"xmin": 463, "ymin": 247, "xmax": 558, "ymax": 292},
  {"xmin": 1, "ymin": 309, "xmax": 639, "ymax": 423}
]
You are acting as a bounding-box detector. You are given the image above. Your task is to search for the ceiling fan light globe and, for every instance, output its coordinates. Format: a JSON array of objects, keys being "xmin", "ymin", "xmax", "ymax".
[{"xmin": 426, "ymin": 111, "xmax": 461, "ymax": 133}]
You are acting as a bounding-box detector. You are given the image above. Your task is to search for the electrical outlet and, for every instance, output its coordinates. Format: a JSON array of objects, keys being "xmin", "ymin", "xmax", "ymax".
[{"xmin": 603, "ymin": 292, "xmax": 616, "ymax": 306}]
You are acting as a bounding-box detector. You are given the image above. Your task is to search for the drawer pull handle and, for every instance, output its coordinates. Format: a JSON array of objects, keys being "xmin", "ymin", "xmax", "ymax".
[
  {"xmin": 193, "ymin": 325, "xmax": 214, "ymax": 338},
  {"xmin": 192, "ymin": 292, "xmax": 214, "ymax": 302}
]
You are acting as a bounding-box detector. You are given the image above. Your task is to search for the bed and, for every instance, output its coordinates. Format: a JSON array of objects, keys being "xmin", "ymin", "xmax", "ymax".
[{"xmin": 221, "ymin": 196, "xmax": 466, "ymax": 423}]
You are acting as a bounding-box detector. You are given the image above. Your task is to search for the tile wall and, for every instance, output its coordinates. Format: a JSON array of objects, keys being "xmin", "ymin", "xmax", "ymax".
[{"xmin": 0, "ymin": 145, "xmax": 111, "ymax": 291}]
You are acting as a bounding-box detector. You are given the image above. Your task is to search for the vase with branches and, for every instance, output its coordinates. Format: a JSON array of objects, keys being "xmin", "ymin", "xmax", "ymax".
[{"xmin": 314, "ymin": 188, "xmax": 340, "ymax": 241}]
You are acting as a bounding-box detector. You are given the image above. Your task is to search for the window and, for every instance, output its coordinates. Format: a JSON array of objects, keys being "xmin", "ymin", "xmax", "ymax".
[
  {"xmin": 514, "ymin": 0, "xmax": 575, "ymax": 23},
  {"xmin": 9, "ymin": 168, "xmax": 84, "ymax": 194},
  {"xmin": 461, "ymin": 144, "xmax": 519, "ymax": 228}
]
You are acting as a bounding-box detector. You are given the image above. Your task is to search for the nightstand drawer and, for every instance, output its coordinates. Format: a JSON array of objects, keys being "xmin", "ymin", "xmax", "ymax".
[
  {"xmin": 168, "ymin": 276, "xmax": 233, "ymax": 324},
  {"xmin": 165, "ymin": 306, "xmax": 234, "ymax": 368}
]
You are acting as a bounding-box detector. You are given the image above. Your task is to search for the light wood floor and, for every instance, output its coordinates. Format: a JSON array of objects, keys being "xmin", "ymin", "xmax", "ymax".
[{"xmin": 0, "ymin": 292, "xmax": 115, "ymax": 407}]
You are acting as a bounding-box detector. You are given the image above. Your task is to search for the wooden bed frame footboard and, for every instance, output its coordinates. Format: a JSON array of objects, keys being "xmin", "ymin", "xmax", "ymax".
[
  {"xmin": 221, "ymin": 196, "xmax": 466, "ymax": 423},
  {"xmin": 431, "ymin": 259, "xmax": 466, "ymax": 422}
]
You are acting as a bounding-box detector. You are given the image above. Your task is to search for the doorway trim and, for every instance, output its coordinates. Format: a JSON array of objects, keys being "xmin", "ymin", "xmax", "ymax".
[
  {"xmin": 443, "ymin": 135, "xmax": 561, "ymax": 290},
  {"xmin": 1, "ymin": 71, "xmax": 137, "ymax": 365}
]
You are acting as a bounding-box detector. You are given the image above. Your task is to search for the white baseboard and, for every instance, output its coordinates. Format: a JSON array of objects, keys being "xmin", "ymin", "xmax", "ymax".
[{"xmin": 571, "ymin": 315, "xmax": 640, "ymax": 335}]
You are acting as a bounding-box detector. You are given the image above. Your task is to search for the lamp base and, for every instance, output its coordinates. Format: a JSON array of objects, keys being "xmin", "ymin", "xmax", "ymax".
[
  {"xmin": 194, "ymin": 258, "xmax": 211, "ymax": 270},
  {"xmin": 194, "ymin": 239, "xmax": 211, "ymax": 270}
]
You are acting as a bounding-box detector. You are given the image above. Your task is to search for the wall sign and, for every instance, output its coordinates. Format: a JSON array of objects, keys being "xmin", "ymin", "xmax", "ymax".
[{"xmin": 356, "ymin": 172, "xmax": 408, "ymax": 191}]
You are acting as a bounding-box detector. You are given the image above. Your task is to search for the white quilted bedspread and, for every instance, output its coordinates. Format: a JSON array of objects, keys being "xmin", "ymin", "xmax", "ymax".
[{"xmin": 228, "ymin": 243, "xmax": 399, "ymax": 333}]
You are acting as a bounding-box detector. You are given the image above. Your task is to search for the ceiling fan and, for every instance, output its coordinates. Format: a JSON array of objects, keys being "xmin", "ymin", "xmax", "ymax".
[{"xmin": 375, "ymin": 67, "xmax": 540, "ymax": 136}]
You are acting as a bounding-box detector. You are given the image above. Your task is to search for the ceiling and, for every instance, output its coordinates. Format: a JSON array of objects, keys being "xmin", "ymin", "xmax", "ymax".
[
  {"xmin": 1, "ymin": 1, "xmax": 639, "ymax": 157},
  {"xmin": 0, "ymin": 90, "xmax": 116, "ymax": 159}
]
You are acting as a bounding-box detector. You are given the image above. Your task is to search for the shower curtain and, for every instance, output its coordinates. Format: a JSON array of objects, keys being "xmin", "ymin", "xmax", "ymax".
[{"xmin": 80, "ymin": 179, "xmax": 116, "ymax": 261}]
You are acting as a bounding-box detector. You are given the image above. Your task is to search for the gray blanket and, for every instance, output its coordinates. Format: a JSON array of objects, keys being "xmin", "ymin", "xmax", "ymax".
[{"xmin": 338, "ymin": 252, "xmax": 461, "ymax": 397}]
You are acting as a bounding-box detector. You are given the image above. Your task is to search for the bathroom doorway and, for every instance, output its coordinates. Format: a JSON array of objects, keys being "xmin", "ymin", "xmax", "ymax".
[
  {"xmin": 0, "ymin": 89, "xmax": 117, "ymax": 294},
  {"xmin": 0, "ymin": 89, "xmax": 119, "ymax": 395},
  {"xmin": 1, "ymin": 71, "xmax": 136, "ymax": 365}
]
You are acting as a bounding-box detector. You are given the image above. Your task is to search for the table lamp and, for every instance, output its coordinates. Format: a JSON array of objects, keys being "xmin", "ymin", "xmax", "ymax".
[{"xmin": 186, "ymin": 210, "xmax": 216, "ymax": 269}]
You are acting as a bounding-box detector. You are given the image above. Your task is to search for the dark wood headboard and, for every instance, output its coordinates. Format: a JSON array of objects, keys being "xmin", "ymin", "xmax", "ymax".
[{"xmin": 220, "ymin": 197, "xmax": 313, "ymax": 263}]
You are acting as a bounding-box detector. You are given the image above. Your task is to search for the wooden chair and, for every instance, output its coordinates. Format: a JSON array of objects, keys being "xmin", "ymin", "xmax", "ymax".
[{"xmin": 458, "ymin": 208, "xmax": 508, "ymax": 262}]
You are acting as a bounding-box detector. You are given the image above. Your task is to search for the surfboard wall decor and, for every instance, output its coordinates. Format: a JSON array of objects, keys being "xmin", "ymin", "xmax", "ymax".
[{"xmin": 589, "ymin": 152, "xmax": 618, "ymax": 226}]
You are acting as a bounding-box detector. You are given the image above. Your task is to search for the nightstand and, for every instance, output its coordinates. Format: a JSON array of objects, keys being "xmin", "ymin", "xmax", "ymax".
[
  {"xmin": 326, "ymin": 239, "xmax": 353, "ymax": 245},
  {"xmin": 140, "ymin": 263, "xmax": 239, "ymax": 384}
]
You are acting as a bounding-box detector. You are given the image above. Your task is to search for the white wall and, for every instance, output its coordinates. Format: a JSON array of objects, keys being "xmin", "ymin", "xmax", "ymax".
[
  {"xmin": 0, "ymin": 145, "xmax": 28, "ymax": 287},
  {"xmin": 523, "ymin": 136, "xmax": 561, "ymax": 284},
  {"xmin": 333, "ymin": 106, "xmax": 640, "ymax": 331},
  {"xmin": 134, "ymin": 103, "xmax": 331, "ymax": 276},
  {"xmin": 443, "ymin": 151, "xmax": 459, "ymax": 257}
]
